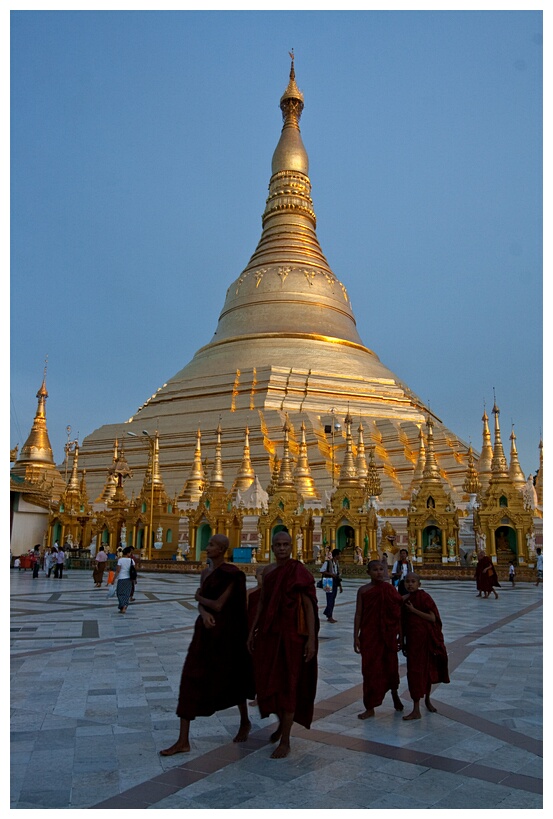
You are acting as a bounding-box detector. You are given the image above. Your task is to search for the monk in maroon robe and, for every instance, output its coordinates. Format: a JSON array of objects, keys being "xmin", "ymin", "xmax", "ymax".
[
  {"xmin": 248, "ymin": 530, "xmax": 319, "ymax": 758},
  {"xmin": 401, "ymin": 573, "xmax": 450, "ymax": 720},
  {"xmin": 354, "ymin": 560, "xmax": 404, "ymax": 718},
  {"xmin": 246, "ymin": 565, "xmax": 264, "ymax": 707},
  {"xmin": 475, "ymin": 551, "xmax": 500, "ymax": 598},
  {"xmin": 160, "ymin": 534, "xmax": 254, "ymax": 755}
]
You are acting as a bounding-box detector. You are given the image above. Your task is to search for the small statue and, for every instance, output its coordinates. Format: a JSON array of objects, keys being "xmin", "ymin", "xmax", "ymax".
[{"xmin": 447, "ymin": 537, "xmax": 456, "ymax": 557}]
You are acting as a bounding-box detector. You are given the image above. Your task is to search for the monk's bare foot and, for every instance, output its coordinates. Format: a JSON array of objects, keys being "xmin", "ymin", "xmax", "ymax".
[
  {"xmin": 425, "ymin": 698, "xmax": 437, "ymax": 713},
  {"xmin": 233, "ymin": 720, "xmax": 251, "ymax": 743},
  {"xmin": 159, "ymin": 741, "xmax": 190, "ymax": 756},
  {"xmin": 357, "ymin": 709, "xmax": 375, "ymax": 720},
  {"xmin": 269, "ymin": 727, "xmax": 283, "ymax": 743},
  {"xmin": 248, "ymin": 699, "xmax": 258, "ymax": 707},
  {"xmin": 270, "ymin": 742, "xmax": 290, "ymax": 758},
  {"xmin": 402, "ymin": 710, "xmax": 421, "ymax": 720},
  {"xmin": 392, "ymin": 692, "xmax": 404, "ymax": 711}
]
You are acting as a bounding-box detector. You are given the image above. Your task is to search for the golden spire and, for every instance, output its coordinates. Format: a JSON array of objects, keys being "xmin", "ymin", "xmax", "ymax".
[
  {"xmin": 15, "ymin": 366, "xmax": 55, "ymax": 467},
  {"xmin": 355, "ymin": 422, "xmax": 368, "ymax": 482},
  {"xmin": 463, "ymin": 445, "xmax": 481, "ymax": 495},
  {"xmin": 209, "ymin": 423, "xmax": 225, "ymax": 487},
  {"xmin": 410, "ymin": 426, "xmax": 426, "ymax": 489},
  {"xmin": 67, "ymin": 443, "xmax": 80, "ymax": 491},
  {"xmin": 203, "ymin": 56, "xmax": 368, "ymax": 358},
  {"xmin": 338, "ymin": 411, "xmax": 358, "ymax": 487},
  {"xmin": 277, "ymin": 417, "xmax": 295, "ymax": 487},
  {"xmin": 79, "ymin": 468, "xmax": 90, "ymax": 504},
  {"xmin": 267, "ymin": 455, "xmax": 280, "ymax": 497},
  {"xmin": 422, "ymin": 416, "xmax": 442, "ymax": 482},
  {"xmin": 509, "ymin": 426, "xmax": 526, "ymax": 488},
  {"xmin": 179, "ymin": 428, "xmax": 205, "ymax": 502},
  {"xmin": 490, "ymin": 399, "xmax": 508, "ymax": 476},
  {"xmin": 293, "ymin": 420, "xmax": 318, "ymax": 498},
  {"xmin": 95, "ymin": 438, "xmax": 119, "ymax": 503},
  {"xmin": 535, "ymin": 437, "xmax": 543, "ymax": 506},
  {"xmin": 140, "ymin": 431, "xmax": 168, "ymax": 503},
  {"xmin": 477, "ymin": 405, "xmax": 494, "ymax": 489},
  {"xmin": 233, "ymin": 426, "xmax": 255, "ymax": 493},
  {"xmin": 365, "ymin": 446, "xmax": 382, "ymax": 498}
]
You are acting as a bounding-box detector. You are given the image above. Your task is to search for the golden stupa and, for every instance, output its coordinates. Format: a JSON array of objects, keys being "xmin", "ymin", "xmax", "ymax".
[{"xmin": 80, "ymin": 57, "xmax": 471, "ymax": 503}]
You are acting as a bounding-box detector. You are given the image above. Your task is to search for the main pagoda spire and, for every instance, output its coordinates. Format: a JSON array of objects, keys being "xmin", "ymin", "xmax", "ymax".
[{"xmin": 201, "ymin": 54, "xmax": 368, "ymax": 355}]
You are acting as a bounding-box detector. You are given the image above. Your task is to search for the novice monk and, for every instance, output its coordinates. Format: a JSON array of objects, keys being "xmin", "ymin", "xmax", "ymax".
[
  {"xmin": 401, "ymin": 573, "xmax": 450, "ymax": 719},
  {"xmin": 248, "ymin": 530, "xmax": 319, "ymax": 759},
  {"xmin": 354, "ymin": 559, "xmax": 404, "ymax": 719},
  {"xmin": 160, "ymin": 534, "xmax": 254, "ymax": 755}
]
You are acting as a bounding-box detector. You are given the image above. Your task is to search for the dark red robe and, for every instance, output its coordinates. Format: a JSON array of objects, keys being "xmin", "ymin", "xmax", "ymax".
[
  {"xmin": 247, "ymin": 586, "xmax": 261, "ymax": 632},
  {"xmin": 253, "ymin": 559, "xmax": 319, "ymax": 729},
  {"xmin": 359, "ymin": 582, "xmax": 403, "ymax": 709},
  {"xmin": 176, "ymin": 563, "xmax": 255, "ymax": 720},
  {"xmin": 401, "ymin": 589, "xmax": 450, "ymax": 699},
  {"xmin": 475, "ymin": 555, "xmax": 501, "ymax": 593}
]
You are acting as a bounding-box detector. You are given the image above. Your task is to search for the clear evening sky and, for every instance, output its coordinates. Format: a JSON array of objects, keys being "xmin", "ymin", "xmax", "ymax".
[{"xmin": 10, "ymin": 9, "xmax": 543, "ymax": 478}]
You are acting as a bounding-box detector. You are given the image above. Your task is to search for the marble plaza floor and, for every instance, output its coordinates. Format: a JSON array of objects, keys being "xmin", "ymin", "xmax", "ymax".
[{"xmin": 10, "ymin": 566, "xmax": 543, "ymax": 811}]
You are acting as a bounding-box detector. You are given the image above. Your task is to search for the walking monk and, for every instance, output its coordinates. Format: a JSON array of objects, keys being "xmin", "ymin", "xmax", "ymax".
[
  {"xmin": 475, "ymin": 550, "xmax": 500, "ymax": 599},
  {"xmin": 401, "ymin": 573, "xmax": 449, "ymax": 720},
  {"xmin": 160, "ymin": 534, "xmax": 254, "ymax": 755},
  {"xmin": 354, "ymin": 559, "xmax": 404, "ymax": 718},
  {"xmin": 248, "ymin": 530, "xmax": 319, "ymax": 758}
]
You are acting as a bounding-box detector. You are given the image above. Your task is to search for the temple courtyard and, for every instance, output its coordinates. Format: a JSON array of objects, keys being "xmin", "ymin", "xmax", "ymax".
[{"xmin": 10, "ymin": 567, "xmax": 542, "ymax": 811}]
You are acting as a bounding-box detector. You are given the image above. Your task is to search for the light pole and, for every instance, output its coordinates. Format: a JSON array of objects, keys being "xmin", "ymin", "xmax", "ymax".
[{"xmin": 127, "ymin": 429, "xmax": 155, "ymax": 560}]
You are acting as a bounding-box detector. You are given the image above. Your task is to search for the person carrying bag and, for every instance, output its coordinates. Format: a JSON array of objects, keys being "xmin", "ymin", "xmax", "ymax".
[{"xmin": 320, "ymin": 548, "xmax": 342, "ymax": 623}]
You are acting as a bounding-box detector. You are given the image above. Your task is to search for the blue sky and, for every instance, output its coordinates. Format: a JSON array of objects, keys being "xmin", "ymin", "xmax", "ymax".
[{"xmin": 9, "ymin": 8, "xmax": 543, "ymax": 477}]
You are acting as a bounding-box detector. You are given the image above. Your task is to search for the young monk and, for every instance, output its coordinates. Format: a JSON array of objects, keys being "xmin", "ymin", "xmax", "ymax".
[
  {"xmin": 354, "ymin": 559, "xmax": 404, "ymax": 719},
  {"xmin": 401, "ymin": 573, "xmax": 450, "ymax": 720},
  {"xmin": 248, "ymin": 530, "xmax": 319, "ymax": 759},
  {"xmin": 160, "ymin": 534, "xmax": 254, "ymax": 755}
]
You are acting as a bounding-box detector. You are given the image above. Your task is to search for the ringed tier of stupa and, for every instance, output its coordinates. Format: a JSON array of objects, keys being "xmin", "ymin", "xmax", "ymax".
[{"xmin": 80, "ymin": 58, "xmax": 473, "ymax": 504}]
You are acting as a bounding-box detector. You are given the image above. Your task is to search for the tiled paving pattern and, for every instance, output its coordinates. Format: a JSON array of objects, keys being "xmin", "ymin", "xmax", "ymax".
[{"xmin": 10, "ymin": 567, "xmax": 542, "ymax": 809}]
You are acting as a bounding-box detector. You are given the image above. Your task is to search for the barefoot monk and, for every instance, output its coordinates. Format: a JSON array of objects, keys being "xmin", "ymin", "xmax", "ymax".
[
  {"xmin": 354, "ymin": 560, "xmax": 404, "ymax": 719},
  {"xmin": 160, "ymin": 534, "xmax": 254, "ymax": 755},
  {"xmin": 248, "ymin": 530, "xmax": 319, "ymax": 758}
]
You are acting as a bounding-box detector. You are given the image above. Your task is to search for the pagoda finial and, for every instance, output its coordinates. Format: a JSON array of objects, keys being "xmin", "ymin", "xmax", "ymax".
[
  {"xmin": 365, "ymin": 446, "xmax": 382, "ymax": 498},
  {"xmin": 355, "ymin": 422, "xmax": 368, "ymax": 482},
  {"xmin": 338, "ymin": 411, "xmax": 357, "ymax": 487},
  {"xmin": 477, "ymin": 400, "xmax": 494, "ymax": 489},
  {"xmin": 209, "ymin": 424, "xmax": 225, "ymax": 487},
  {"xmin": 463, "ymin": 445, "xmax": 481, "ymax": 495},
  {"xmin": 233, "ymin": 425, "xmax": 255, "ymax": 494},
  {"xmin": 293, "ymin": 420, "xmax": 318, "ymax": 499},
  {"xmin": 509, "ymin": 424, "xmax": 526, "ymax": 488},
  {"xmin": 422, "ymin": 416, "xmax": 442, "ymax": 482},
  {"xmin": 278, "ymin": 51, "xmax": 305, "ymax": 136},
  {"xmin": 179, "ymin": 427, "xmax": 205, "ymax": 503},
  {"xmin": 491, "ymin": 396, "xmax": 508, "ymax": 476},
  {"xmin": 278, "ymin": 416, "xmax": 294, "ymax": 487}
]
